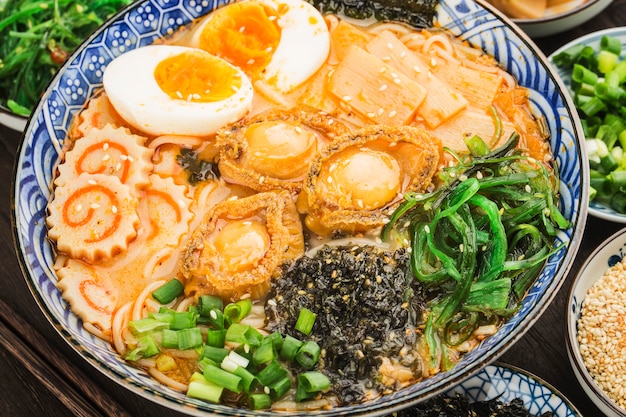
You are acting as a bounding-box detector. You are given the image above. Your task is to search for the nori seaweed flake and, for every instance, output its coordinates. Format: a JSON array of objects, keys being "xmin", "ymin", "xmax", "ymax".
[
  {"xmin": 305, "ymin": 0, "xmax": 439, "ymax": 28},
  {"xmin": 390, "ymin": 394, "xmax": 556, "ymax": 417},
  {"xmin": 265, "ymin": 244, "xmax": 427, "ymax": 405}
]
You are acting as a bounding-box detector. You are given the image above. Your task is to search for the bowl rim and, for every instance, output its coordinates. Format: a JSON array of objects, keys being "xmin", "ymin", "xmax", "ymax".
[
  {"xmin": 565, "ymin": 226, "xmax": 626, "ymax": 416},
  {"xmin": 512, "ymin": 0, "xmax": 613, "ymax": 24},
  {"xmin": 10, "ymin": 0, "xmax": 589, "ymax": 415}
]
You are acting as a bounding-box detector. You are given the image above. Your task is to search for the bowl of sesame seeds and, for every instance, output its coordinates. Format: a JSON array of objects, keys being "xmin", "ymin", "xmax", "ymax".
[{"xmin": 566, "ymin": 227, "xmax": 626, "ymax": 417}]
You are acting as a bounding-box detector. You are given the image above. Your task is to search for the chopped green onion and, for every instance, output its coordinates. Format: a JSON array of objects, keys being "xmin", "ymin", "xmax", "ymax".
[
  {"xmin": 265, "ymin": 331, "xmax": 284, "ymax": 351},
  {"xmin": 221, "ymin": 351, "xmax": 250, "ymax": 373},
  {"xmin": 280, "ymin": 335, "xmax": 303, "ymax": 361},
  {"xmin": 253, "ymin": 339, "xmax": 277, "ymax": 366},
  {"xmin": 202, "ymin": 363, "xmax": 243, "ymax": 393},
  {"xmin": 187, "ymin": 379, "xmax": 224, "ymax": 403},
  {"xmin": 170, "ymin": 311, "xmax": 197, "ymax": 330},
  {"xmin": 224, "ymin": 299, "xmax": 252, "ymax": 323},
  {"xmin": 256, "ymin": 360, "xmax": 288, "ymax": 386},
  {"xmin": 233, "ymin": 366, "xmax": 258, "ymax": 393},
  {"xmin": 294, "ymin": 308, "xmax": 317, "ymax": 336},
  {"xmin": 177, "ymin": 328, "xmax": 203, "ymax": 350},
  {"xmin": 197, "ymin": 295, "xmax": 224, "ymax": 317},
  {"xmin": 161, "ymin": 329, "xmax": 179, "ymax": 349},
  {"xmin": 601, "ymin": 35, "xmax": 622, "ymax": 55},
  {"xmin": 205, "ymin": 329, "xmax": 227, "ymax": 348},
  {"xmin": 248, "ymin": 393, "xmax": 271, "ymax": 410},
  {"xmin": 200, "ymin": 345, "xmax": 229, "ymax": 364},
  {"xmin": 128, "ymin": 318, "xmax": 169, "ymax": 336},
  {"xmin": 152, "ymin": 279, "xmax": 184, "ymax": 304},
  {"xmin": 125, "ymin": 335, "xmax": 160, "ymax": 361},
  {"xmin": 295, "ymin": 341, "xmax": 321, "ymax": 369},
  {"xmin": 269, "ymin": 376, "xmax": 292, "ymax": 400},
  {"xmin": 298, "ymin": 371, "xmax": 330, "ymax": 393}
]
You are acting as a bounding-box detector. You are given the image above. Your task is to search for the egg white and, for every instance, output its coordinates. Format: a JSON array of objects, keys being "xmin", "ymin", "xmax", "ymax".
[
  {"xmin": 189, "ymin": 0, "xmax": 330, "ymax": 93},
  {"xmin": 103, "ymin": 45, "xmax": 253, "ymax": 137}
]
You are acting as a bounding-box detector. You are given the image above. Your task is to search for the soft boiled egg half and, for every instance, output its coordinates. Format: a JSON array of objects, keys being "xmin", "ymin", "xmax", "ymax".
[
  {"xmin": 189, "ymin": 0, "xmax": 330, "ymax": 93},
  {"xmin": 103, "ymin": 45, "xmax": 253, "ymax": 137}
]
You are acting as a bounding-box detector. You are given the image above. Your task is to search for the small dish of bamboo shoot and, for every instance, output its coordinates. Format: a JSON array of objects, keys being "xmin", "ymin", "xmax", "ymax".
[{"xmin": 484, "ymin": 0, "xmax": 614, "ymax": 38}]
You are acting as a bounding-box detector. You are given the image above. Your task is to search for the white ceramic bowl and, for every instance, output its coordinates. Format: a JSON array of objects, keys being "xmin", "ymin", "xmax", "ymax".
[
  {"xmin": 550, "ymin": 27, "xmax": 626, "ymax": 224},
  {"xmin": 485, "ymin": 0, "xmax": 613, "ymax": 38},
  {"xmin": 566, "ymin": 227, "xmax": 626, "ymax": 417},
  {"xmin": 12, "ymin": 0, "xmax": 588, "ymax": 416},
  {"xmin": 0, "ymin": 106, "xmax": 27, "ymax": 133}
]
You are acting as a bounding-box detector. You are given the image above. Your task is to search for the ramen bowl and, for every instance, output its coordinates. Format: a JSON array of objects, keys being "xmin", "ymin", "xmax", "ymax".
[{"xmin": 12, "ymin": 0, "xmax": 587, "ymax": 415}]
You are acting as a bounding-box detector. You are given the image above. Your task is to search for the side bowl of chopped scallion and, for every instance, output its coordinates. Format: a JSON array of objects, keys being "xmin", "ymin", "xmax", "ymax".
[{"xmin": 551, "ymin": 27, "xmax": 626, "ymax": 223}]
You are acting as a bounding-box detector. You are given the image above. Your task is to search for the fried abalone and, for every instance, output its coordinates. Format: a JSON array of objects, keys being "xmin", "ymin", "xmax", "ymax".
[
  {"xmin": 181, "ymin": 190, "xmax": 304, "ymax": 301},
  {"xmin": 216, "ymin": 109, "xmax": 349, "ymax": 193},
  {"xmin": 299, "ymin": 125, "xmax": 443, "ymax": 236}
]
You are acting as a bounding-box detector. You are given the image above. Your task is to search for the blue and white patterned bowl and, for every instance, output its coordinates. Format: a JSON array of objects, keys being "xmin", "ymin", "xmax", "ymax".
[
  {"xmin": 12, "ymin": 0, "xmax": 587, "ymax": 415},
  {"xmin": 447, "ymin": 363, "xmax": 581, "ymax": 416},
  {"xmin": 566, "ymin": 228, "xmax": 626, "ymax": 417},
  {"xmin": 550, "ymin": 27, "xmax": 626, "ymax": 224}
]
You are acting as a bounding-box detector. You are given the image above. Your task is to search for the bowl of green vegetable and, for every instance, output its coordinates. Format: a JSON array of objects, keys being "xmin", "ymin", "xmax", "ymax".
[
  {"xmin": 0, "ymin": 0, "xmax": 134, "ymax": 132},
  {"xmin": 551, "ymin": 27, "xmax": 626, "ymax": 223}
]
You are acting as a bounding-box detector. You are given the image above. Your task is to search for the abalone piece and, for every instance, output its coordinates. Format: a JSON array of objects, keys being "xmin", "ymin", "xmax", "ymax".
[
  {"xmin": 300, "ymin": 125, "xmax": 443, "ymax": 236},
  {"xmin": 216, "ymin": 109, "xmax": 348, "ymax": 193},
  {"xmin": 181, "ymin": 190, "xmax": 304, "ymax": 301}
]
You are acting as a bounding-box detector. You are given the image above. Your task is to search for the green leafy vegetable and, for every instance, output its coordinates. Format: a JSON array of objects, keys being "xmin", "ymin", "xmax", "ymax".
[
  {"xmin": 552, "ymin": 35, "xmax": 626, "ymax": 212},
  {"xmin": 382, "ymin": 133, "xmax": 571, "ymax": 371},
  {"xmin": 0, "ymin": 0, "xmax": 133, "ymax": 115}
]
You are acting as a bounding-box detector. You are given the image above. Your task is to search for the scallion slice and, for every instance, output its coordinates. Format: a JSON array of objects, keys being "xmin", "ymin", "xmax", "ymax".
[
  {"xmin": 151, "ymin": 278, "xmax": 184, "ymax": 304},
  {"xmin": 294, "ymin": 307, "xmax": 316, "ymax": 336}
]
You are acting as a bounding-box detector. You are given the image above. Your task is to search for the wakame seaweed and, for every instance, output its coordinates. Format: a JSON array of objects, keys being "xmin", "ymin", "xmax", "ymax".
[
  {"xmin": 305, "ymin": 0, "xmax": 439, "ymax": 27},
  {"xmin": 176, "ymin": 148, "xmax": 220, "ymax": 185}
]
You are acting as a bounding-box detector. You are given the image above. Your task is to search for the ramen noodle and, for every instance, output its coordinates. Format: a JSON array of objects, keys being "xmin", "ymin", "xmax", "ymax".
[{"xmin": 46, "ymin": 0, "xmax": 556, "ymax": 411}]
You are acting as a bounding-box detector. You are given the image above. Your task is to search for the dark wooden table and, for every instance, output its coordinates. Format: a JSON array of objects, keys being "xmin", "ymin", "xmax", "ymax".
[{"xmin": 1, "ymin": 2, "xmax": 626, "ymax": 415}]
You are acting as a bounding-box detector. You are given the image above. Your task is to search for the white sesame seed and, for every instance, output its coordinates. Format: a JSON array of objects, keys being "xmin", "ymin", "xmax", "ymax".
[
  {"xmin": 102, "ymin": 143, "xmax": 110, "ymax": 151},
  {"xmin": 102, "ymin": 154, "xmax": 110, "ymax": 162},
  {"xmin": 525, "ymin": 184, "xmax": 532, "ymax": 193},
  {"xmin": 386, "ymin": 42, "xmax": 394, "ymax": 50},
  {"xmin": 87, "ymin": 179, "xmax": 97, "ymax": 185},
  {"xmin": 76, "ymin": 204, "xmax": 83, "ymax": 212},
  {"xmin": 342, "ymin": 95, "xmax": 352, "ymax": 102},
  {"xmin": 424, "ymin": 225, "xmax": 430, "ymax": 233},
  {"xmin": 111, "ymin": 205, "xmax": 118, "ymax": 214},
  {"xmin": 247, "ymin": 58, "xmax": 255, "ymax": 65},
  {"xmin": 90, "ymin": 203, "xmax": 100, "ymax": 209},
  {"xmin": 379, "ymin": 84, "xmax": 388, "ymax": 91},
  {"xmin": 388, "ymin": 110, "xmax": 397, "ymax": 118},
  {"xmin": 239, "ymin": 26, "xmax": 245, "ymax": 32},
  {"xmin": 295, "ymin": 126, "xmax": 303, "ymax": 134}
]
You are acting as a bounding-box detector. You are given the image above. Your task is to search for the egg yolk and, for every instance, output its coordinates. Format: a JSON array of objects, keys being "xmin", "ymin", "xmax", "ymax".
[
  {"xmin": 213, "ymin": 219, "xmax": 270, "ymax": 273},
  {"xmin": 198, "ymin": 1, "xmax": 281, "ymax": 76},
  {"xmin": 244, "ymin": 121, "xmax": 318, "ymax": 180},
  {"xmin": 322, "ymin": 147, "xmax": 402, "ymax": 210},
  {"xmin": 154, "ymin": 51, "xmax": 242, "ymax": 102}
]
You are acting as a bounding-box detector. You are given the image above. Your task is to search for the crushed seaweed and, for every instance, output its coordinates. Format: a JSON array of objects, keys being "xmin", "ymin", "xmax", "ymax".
[
  {"xmin": 265, "ymin": 245, "xmax": 427, "ymax": 405},
  {"xmin": 305, "ymin": 0, "xmax": 439, "ymax": 28},
  {"xmin": 391, "ymin": 394, "xmax": 556, "ymax": 417}
]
